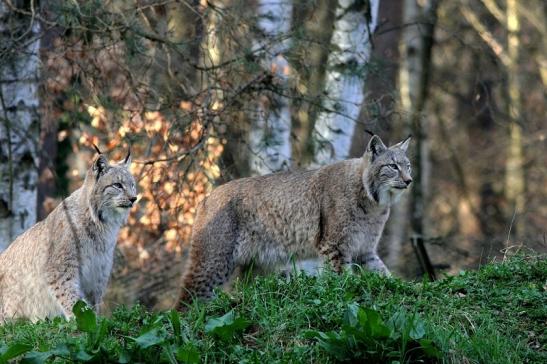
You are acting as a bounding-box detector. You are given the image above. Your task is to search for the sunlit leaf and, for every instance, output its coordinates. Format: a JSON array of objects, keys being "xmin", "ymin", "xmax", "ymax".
[{"xmin": 73, "ymin": 300, "xmax": 97, "ymax": 333}]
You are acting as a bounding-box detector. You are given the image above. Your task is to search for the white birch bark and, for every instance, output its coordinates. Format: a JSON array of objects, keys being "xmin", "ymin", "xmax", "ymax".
[
  {"xmin": 249, "ymin": 0, "xmax": 292, "ymax": 175},
  {"xmin": 313, "ymin": 0, "xmax": 379, "ymax": 166},
  {"xmin": 0, "ymin": 3, "xmax": 41, "ymax": 251}
]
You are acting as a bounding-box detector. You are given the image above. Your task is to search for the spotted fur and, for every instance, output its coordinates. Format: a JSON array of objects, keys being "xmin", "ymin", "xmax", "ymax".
[
  {"xmin": 178, "ymin": 136, "xmax": 412, "ymax": 306},
  {"xmin": 0, "ymin": 150, "xmax": 137, "ymax": 322}
]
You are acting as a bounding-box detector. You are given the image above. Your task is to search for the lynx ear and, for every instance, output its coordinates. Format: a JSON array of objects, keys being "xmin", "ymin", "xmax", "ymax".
[
  {"xmin": 366, "ymin": 135, "xmax": 387, "ymax": 160},
  {"xmin": 394, "ymin": 135, "xmax": 411, "ymax": 152},
  {"xmin": 123, "ymin": 147, "xmax": 131, "ymax": 168},
  {"xmin": 92, "ymin": 154, "xmax": 109, "ymax": 179}
]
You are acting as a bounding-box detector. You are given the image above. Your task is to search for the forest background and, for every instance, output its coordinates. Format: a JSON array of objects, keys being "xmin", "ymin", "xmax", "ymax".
[{"xmin": 0, "ymin": 0, "xmax": 545, "ymax": 311}]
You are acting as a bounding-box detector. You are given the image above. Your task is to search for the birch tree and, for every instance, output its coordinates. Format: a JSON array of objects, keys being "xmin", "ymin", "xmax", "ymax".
[
  {"xmin": 249, "ymin": 0, "xmax": 293, "ymax": 174},
  {"xmin": 0, "ymin": 1, "xmax": 41, "ymax": 251},
  {"xmin": 313, "ymin": 0, "xmax": 379, "ymax": 166}
]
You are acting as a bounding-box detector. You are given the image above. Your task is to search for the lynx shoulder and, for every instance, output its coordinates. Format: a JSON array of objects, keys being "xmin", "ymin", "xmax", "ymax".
[
  {"xmin": 0, "ymin": 148, "xmax": 137, "ymax": 322},
  {"xmin": 178, "ymin": 135, "xmax": 412, "ymax": 305}
]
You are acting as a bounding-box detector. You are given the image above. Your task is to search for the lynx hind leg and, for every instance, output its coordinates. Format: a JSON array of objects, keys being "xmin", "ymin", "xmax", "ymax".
[
  {"xmin": 178, "ymin": 252, "xmax": 234, "ymax": 305},
  {"xmin": 177, "ymin": 216, "xmax": 237, "ymax": 308},
  {"xmin": 357, "ymin": 252, "xmax": 391, "ymax": 276}
]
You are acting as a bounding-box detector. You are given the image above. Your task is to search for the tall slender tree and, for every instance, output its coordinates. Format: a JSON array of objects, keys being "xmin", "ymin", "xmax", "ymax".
[
  {"xmin": 289, "ymin": 0, "xmax": 337, "ymax": 167},
  {"xmin": 399, "ymin": 0, "xmax": 440, "ymax": 279},
  {"xmin": 249, "ymin": 0, "xmax": 293, "ymax": 174},
  {"xmin": 314, "ymin": 0, "xmax": 379, "ymax": 166},
  {"xmin": 0, "ymin": 0, "xmax": 41, "ymax": 250},
  {"xmin": 504, "ymin": 0, "xmax": 525, "ymax": 238}
]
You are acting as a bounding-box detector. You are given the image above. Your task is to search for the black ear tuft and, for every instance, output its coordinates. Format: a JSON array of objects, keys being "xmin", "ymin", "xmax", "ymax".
[
  {"xmin": 123, "ymin": 146, "xmax": 131, "ymax": 166},
  {"xmin": 92, "ymin": 144, "xmax": 102, "ymax": 155},
  {"xmin": 394, "ymin": 135, "xmax": 411, "ymax": 152},
  {"xmin": 92, "ymin": 155, "xmax": 109, "ymax": 179},
  {"xmin": 367, "ymin": 135, "xmax": 387, "ymax": 160}
]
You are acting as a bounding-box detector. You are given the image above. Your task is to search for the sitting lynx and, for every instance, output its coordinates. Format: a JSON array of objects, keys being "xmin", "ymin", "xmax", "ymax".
[
  {"xmin": 0, "ymin": 147, "xmax": 137, "ymax": 322},
  {"xmin": 178, "ymin": 135, "xmax": 412, "ymax": 305}
]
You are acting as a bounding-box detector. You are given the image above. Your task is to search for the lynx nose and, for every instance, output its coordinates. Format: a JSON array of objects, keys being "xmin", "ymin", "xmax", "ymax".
[
  {"xmin": 404, "ymin": 178, "xmax": 412, "ymax": 186},
  {"xmin": 129, "ymin": 196, "xmax": 137, "ymax": 203}
]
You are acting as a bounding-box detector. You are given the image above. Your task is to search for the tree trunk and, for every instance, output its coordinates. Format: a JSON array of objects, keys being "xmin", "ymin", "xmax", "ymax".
[
  {"xmin": 289, "ymin": 0, "xmax": 337, "ymax": 167},
  {"xmin": 313, "ymin": 0, "xmax": 379, "ymax": 166},
  {"xmin": 504, "ymin": 0, "xmax": 525, "ymax": 239},
  {"xmin": 399, "ymin": 0, "xmax": 440, "ymax": 279},
  {"xmin": 249, "ymin": 0, "xmax": 293, "ymax": 174},
  {"xmin": 0, "ymin": 1, "xmax": 41, "ymax": 251},
  {"xmin": 349, "ymin": 0, "xmax": 404, "ymax": 154},
  {"xmin": 37, "ymin": 0, "xmax": 65, "ymax": 220}
]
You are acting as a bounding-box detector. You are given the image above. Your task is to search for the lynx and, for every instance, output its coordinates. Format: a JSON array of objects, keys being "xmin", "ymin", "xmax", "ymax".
[
  {"xmin": 0, "ymin": 147, "xmax": 137, "ymax": 322},
  {"xmin": 178, "ymin": 135, "xmax": 412, "ymax": 305}
]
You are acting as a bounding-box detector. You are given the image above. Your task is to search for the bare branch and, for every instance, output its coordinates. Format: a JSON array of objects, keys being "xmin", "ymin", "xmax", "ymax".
[
  {"xmin": 479, "ymin": 0, "xmax": 505, "ymax": 24},
  {"xmin": 460, "ymin": 5, "xmax": 510, "ymax": 67}
]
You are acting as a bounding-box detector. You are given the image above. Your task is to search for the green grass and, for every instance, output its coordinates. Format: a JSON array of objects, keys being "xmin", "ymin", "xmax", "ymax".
[{"xmin": 0, "ymin": 255, "xmax": 545, "ymax": 363}]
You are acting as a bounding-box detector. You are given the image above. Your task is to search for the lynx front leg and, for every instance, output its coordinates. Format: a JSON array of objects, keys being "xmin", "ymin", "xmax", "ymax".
[
  {"xmin": 319, "ymin": 242, "xmax": 351, "ymax": 274},
  {"xmin": 356, "ymin": 252, "xmax": 391, "ymax": 276},
  {"xmin": 46, "ymin": 265, "xmax": 85, "ymax": 319}
]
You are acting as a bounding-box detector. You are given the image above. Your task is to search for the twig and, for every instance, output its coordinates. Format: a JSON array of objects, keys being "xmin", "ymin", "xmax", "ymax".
[{"xmin": 505, "ymin": 206, "xmax": 518, "ymax": 247}]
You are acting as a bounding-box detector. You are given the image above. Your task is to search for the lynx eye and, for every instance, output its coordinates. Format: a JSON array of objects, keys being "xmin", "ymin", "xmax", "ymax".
[
  {"xmin": 388, "ymin": 164, "xmax": 398, "ymax": 170},
  {"xmin": 112, "ymin": 183, "xmax": 123, "ymax": 189}
]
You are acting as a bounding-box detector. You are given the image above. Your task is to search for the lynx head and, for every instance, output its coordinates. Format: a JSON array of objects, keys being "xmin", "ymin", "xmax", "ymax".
[
  {"xmin": 84, "ymin": 146, "xmax": 137, "ymax": 225},
  {"xmin": 363, "ymin": 135, "xmax": 412, "ymax": 207}
]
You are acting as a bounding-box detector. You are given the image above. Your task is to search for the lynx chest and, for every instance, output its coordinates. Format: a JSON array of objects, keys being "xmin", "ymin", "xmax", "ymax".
[
  {"xmin": 78, "ymin": 231, "xmax": 117, "ymax": 303},
  {"xmin": 347, "ymin": 206, "xmax": 390, "ymax": 256}
]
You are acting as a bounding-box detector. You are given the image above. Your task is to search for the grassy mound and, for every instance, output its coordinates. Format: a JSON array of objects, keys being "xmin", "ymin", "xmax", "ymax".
[{"xmin": 0, "ymin": 255, "xmax": 545, "ymax": 363}]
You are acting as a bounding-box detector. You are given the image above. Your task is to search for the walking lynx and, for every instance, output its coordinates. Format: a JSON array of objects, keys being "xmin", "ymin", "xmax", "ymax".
[
  {"xmin": 178, "ymin": 135, "xmax": 412, "ymax": 305},
  {"xmin": 0, "ymin": 147, "xmax": 137, "ymax": 322}
]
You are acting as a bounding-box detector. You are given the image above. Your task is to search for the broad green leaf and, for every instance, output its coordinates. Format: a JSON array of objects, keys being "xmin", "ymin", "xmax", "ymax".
[
  {"xmin": 204, "ymin": 310, "xmax": 250, "ymax": 341},
  {"xmin": 409, "ymin": 315, "xmax": 426, "ymax": 340},
  {"xmin": 133, "ymin": 327, "xmax": 165, "ymax": 349},
  {"xmin": 73, "ymin": 349, "xmax": 94, "ymax": 362},
  {"xmin": 21, "ymin": 351, "xmax": 54, "ymax": 364},
  {"xmin": 0, "ymin": 343, "xmax": 33, "ymax": 362},
  {"xmin": 22, "ymin": 344, "xmax": 71, "ymax": 364},
  {"xmin": 176, "ymin": 343, "xmax": 200, "ymax": 364},
  {"xmin": 361, "ymin": 308, "xmax": 391, "ymax": 338},
  {"xmin": 387, "ymin": 311, "xmax": 406, "ymax": 340},
  {"xmin": 73, "ymin": 300, "xmax": 97, "ymax": 333},
  {"xmin": 343, "ymin": 302, "xmax": 360, "ymax": 327}
]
